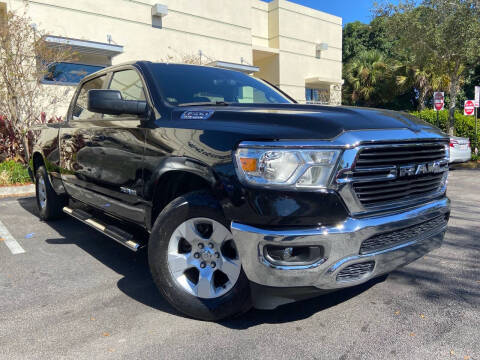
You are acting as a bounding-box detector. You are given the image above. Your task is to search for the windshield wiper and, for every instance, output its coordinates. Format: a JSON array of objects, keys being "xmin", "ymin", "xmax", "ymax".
[{"xmin": 178, "ymin": 101, "xmax": 230, "ymax": 107}]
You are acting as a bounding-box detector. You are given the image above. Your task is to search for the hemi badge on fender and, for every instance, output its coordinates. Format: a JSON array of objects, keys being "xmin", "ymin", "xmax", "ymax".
[{"xmin": 180, "ymin": 110, "xmax": 214, "ymax": 120}]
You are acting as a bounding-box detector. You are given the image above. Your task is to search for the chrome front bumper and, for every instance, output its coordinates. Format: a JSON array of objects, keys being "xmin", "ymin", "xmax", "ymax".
[{"xmin": 231, "ymin": 197, "xmax": 450, "ymax": 290}]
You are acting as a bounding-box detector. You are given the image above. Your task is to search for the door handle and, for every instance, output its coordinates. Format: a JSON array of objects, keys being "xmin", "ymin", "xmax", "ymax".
[{"xmin": 92, "ymin": 135, "xmax": 106, "ymax": 141}]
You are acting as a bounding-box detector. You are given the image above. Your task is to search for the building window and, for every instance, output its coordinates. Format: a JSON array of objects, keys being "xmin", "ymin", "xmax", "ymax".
[
  {"xmin": 306, "ymin": 88, "xmax": 318, "ymax": 102},
  {"xmin": 42, "ymin": 62, "xmax": 105, "ymax": 86},
  {"xmin": 315, "ymin": 43, "xmax": 328, "ymax": 59},
  {"xmin": 305, "ymin": 87, "xmax": 330, "ymax": 104}
]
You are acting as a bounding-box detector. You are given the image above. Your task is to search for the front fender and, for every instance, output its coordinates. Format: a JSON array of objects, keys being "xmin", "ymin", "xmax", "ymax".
[{"xmin": 143, "ymin": 156, "xmax": 217, "ymax": 201}]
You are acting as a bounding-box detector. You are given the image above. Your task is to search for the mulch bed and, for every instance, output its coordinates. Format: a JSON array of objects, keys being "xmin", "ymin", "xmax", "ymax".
[
  {"xmin": 0, "ymin": 182, "xmax": 33, "ymax": 187},
  {"xmin": 450, "ymin": 161, "xmax": 480, "ymax": 169}
]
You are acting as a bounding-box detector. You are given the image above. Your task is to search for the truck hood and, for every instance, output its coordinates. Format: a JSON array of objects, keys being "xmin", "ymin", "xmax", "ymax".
[{"xmin": 169, "ymin": 104, "xmax": 445, "ymax": 141}]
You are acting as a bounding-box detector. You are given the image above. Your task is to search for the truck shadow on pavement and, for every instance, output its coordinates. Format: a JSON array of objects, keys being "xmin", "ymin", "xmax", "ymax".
[{"xmin": 16, "ymin": 196, "xmax": 464, "ymax": 329}]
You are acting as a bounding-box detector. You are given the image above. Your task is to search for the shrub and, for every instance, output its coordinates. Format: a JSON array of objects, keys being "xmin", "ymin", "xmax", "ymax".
[
  {"xmin": 0, "ymin": 113, "xmax": 62, "ymax": 163},
  {"xmin": 0, "ymin": 170, "xmax": 9, "ymax": 186},
  {"xmin": 0, "ymin": 160, "xmax": 31, "ymax": 186},
  {"xmin": 410, "ymin": 109, "xmax": 480, "ymax": 149},
  {"xmin": 0, "ymin": 9, "xmax": 73, "ymax": 162},
  {"xmin": 0, "ymin": 115, "xmax": 20, "ymax": 161}
]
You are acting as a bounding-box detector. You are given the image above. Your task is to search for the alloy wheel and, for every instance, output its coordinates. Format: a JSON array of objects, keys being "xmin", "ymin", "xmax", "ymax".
[
  {"xmin": 38, "ymin": 176, "xmax": 47, "ymax": 209},
  {"xmin": 167, "ymin": 217, "xmax": 241, "ymax": 299}
]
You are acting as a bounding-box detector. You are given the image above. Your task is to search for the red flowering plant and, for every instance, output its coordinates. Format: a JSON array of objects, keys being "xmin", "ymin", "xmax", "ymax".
[
  {"xmin": 0, "ymin": 115, "xmax": 17, "ymax": 162},
  {"xmin": 0, "ymin": 113, "xmax": 62, "ymax": 163}
]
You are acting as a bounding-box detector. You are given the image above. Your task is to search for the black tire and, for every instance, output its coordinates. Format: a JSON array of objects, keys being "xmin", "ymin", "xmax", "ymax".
[
  {"xmin": 35, "ymin": 166, "xmax": 66, "ymax": 221},
  {"xmin": 148, "ymin": 191, "xmax": 252, "ymax": 321}
]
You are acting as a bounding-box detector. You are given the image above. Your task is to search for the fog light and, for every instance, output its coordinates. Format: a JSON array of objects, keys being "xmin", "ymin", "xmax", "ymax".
[
  {"xmin": 263, "ymin": 245, "xmax": 324, "ymax": 266},
  {"xmin": 282, "ymin": 247, "xmax": 293, "ymax": 260}
]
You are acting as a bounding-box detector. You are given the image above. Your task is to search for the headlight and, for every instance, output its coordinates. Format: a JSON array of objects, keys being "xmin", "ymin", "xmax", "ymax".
[{"xmin": 235, "ymin": 147, "xmax": 341, "ymax": 189}]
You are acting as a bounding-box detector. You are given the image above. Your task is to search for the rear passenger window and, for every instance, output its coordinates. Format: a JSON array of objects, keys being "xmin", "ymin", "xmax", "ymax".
[{"xmin": 72, "ymin": 75, "xmax": 107, "ymax": 120}]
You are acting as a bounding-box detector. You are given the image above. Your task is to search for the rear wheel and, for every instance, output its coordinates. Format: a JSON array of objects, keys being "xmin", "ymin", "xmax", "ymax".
[
  {"xmin": 148, "ymin": 192, "xmax": 252, "ymax": 321},
  {"xmin": 35, "ymin": 166, "xmax": 66, "ymax": 221}
]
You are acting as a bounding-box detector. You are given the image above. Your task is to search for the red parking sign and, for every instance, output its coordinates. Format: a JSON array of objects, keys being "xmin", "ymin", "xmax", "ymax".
[
  {"xmin": 464, "ymin": 100, "xmax": 475, "ymax": 116},
  {"xmin": 433, "ymin": 92, "xmax": 444, "ymax": 111}
]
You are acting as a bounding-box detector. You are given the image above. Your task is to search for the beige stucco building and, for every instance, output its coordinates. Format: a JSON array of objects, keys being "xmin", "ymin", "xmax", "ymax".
[{"xmin": 5, "ymin": 0, "xmax": 343, "ymax": 104}]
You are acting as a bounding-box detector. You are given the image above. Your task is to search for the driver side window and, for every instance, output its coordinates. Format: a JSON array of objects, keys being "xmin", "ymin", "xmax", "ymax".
[
  {"xmin": 104, "ymin": 69, "xmax": 146, "ymax": 119},
  {"xmin": 237, "ymin": 86, "xmax": 270, "ymax": 103},
  {"xmin": 110, "ymin": 70, "xmax": 145, "ymax": 100}
]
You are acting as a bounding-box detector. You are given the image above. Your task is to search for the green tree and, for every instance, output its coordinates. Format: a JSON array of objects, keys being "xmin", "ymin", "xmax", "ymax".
[
  {"xmin": 460, "ymin": 63, "xmax": 480, "ymax": 102},
  {"xmin": 343, "ymin": 50, "xmax": 395, "ymax": 106},
  {"xmin": 343, "ymin": 21, "xmax": 371, "ymax": 63},
  {"xmin": 376, "ymin": 0, "xmax": 480, "ymax": 135},
  {"xmin": 342, "ymin": 17, "xmax": 396, "ymax": 63},
  {"xmin": 395, "ymin": 62, "xmax": 450, "ymax": 110},
  {"xmin": 368, "ymin": 16, "xmax": 400, "ymax": 59}
]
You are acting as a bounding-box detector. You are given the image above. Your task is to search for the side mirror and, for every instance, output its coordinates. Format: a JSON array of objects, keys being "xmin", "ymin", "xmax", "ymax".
[{"xmin": 87, "ymin": 89, "xmax": 148, "ymax": 116}]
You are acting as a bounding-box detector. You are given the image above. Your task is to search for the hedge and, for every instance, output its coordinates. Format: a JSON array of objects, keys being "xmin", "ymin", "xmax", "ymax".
[
  {"xmin": 410, "ymin": 109, "xmax": 480, "ymax": 149},
  {"xmin": 0, "ymin": 160, "xmax": 31, "ymax": 186}
]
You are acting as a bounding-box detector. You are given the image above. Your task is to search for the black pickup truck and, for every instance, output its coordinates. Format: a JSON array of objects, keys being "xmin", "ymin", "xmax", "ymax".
[{"xmin": 26, "ymin": 62, "xmax": 450, "ymax": 321}]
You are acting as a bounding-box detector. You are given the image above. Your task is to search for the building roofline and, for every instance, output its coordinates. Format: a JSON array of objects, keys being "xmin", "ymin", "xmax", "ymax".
[{"xmin": 266, "ymin": 0, "xmax": 342, "ymax": 25}]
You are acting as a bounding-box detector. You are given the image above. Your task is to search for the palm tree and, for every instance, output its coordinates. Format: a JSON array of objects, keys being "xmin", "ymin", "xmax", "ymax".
[
  {"xmin": 395, "ymin": 63, "xmax": 450, "ymax": 111},
  {"xmin": 343, "ymin": 50, "xmax": 394, "ymax": 107}
]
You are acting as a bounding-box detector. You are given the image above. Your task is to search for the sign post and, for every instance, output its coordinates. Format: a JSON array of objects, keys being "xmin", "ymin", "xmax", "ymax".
[
  {"xmin": 475, "ymin": 87, "xmax": 480, "ymax": 153},
  {"xmin": 476, "ymin": 107, "xmax": 478, "ymax": 154},
  {"xmin": 433, "ymin": 92, "xmax": 444, "ymax": 128}
]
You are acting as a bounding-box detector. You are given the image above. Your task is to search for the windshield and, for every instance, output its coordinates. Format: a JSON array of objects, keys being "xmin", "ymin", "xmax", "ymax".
[{"xmin": 149, "ymin": 64, "xmax": 293, "ymax": 106}]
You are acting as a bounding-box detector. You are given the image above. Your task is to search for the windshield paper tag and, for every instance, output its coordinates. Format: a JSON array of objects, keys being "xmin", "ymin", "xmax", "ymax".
[{"xmin": 180, "ymin": 111, "xmax": 214, "ymax": 120}]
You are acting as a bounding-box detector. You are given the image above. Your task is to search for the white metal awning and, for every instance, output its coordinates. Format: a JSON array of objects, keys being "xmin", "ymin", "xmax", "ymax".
[
  {"xmin": 43, "ymin": 36, "xmax": 124, "ymax": 58},
  {"xmin": 305, "ymin": 76, "xmax": 344, "ymax": 85},
  {"xmin": 207, "ymin": 60, "xmax": 259, "ymax": 74}
]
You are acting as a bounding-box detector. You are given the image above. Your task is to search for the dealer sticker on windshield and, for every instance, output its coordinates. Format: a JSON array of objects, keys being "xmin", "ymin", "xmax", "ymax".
[{"xmin": 180, "ymin": 110, "xmax": 214, "ymax": 120}]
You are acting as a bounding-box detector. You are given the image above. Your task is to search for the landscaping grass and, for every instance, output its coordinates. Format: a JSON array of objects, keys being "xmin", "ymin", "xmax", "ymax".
[{"xmin": 0, "ymin": 160, "xmax": 31, "ymax": 186}]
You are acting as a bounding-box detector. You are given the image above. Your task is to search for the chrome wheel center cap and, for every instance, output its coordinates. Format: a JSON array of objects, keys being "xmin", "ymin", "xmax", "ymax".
[{"xmin": 201, "ymin": 247, "xmax": 214, "ymax": 260}]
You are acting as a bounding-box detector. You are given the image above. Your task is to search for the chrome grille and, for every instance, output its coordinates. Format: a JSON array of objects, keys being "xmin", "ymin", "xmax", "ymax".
[
  {"xmin": 360, "ymin": 215, "xmax": 448, "ymax": 254},
  {"xmin": 336, "ymin": 262, "xmax": 375, "ymax": 282},
  {"xmin": 355, "ymin": 143, "xmax": 447, "ymax": 168},
  {"xmin": 351, "ymin": 143, "xmax": 447, "ymax": 207},
  {"xmin": 353, "ymin": 173, "xmax": 445, "ymax": 205}
]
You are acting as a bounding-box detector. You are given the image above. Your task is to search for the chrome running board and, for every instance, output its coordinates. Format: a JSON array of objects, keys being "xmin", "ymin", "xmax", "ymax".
[{"xmin": 63, "ymin": 206, "xmax": 141, "ymax": 251}]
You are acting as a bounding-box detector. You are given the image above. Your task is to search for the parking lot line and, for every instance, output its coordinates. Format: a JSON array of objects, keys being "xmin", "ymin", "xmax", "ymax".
[{"xmin": 0, "ymin": 219, "xmax": 26, "ymax": 254}]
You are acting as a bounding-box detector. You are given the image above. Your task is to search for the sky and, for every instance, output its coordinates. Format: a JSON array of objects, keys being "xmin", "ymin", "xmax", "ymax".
[{"xmin": 260, "ymin": 0, "xmax": 382, "ymax": 25}]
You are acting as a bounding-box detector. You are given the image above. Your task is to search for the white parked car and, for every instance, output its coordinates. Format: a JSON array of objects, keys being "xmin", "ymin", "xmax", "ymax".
[{"xmin": 449, "ymin": 136, "xmax": 472, "ymax": 163}]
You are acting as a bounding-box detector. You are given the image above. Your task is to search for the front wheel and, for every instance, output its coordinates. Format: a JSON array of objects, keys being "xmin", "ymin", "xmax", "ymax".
[{"xmin": 148, "ymin": 192, "xmax": 252, "ymax": 321}]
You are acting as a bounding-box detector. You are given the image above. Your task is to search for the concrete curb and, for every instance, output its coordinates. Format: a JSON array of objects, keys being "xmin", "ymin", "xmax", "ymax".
[{"xmin": 0, "ymin": 184, "xmax": 35, "ymax": 198}]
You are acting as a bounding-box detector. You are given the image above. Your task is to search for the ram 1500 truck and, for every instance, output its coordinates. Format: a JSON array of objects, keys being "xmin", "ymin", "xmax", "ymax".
[{"xmin": 26, "ymin": 62, "xmax": 450, "ymax": 321}]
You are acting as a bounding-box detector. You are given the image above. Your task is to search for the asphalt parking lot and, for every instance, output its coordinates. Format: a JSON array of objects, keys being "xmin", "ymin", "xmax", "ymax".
[{"xmin": 0, "ymin": 169, "xmax": 478, "ymax": 360}]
